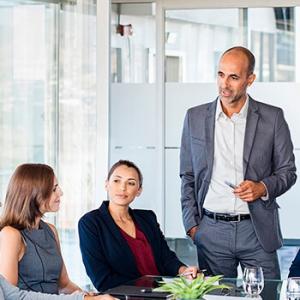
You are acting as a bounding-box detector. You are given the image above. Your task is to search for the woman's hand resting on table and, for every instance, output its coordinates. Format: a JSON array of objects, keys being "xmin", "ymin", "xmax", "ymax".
[{"xmin": 178, "ymin": 265, "xmax": 199, "ymax": 279}]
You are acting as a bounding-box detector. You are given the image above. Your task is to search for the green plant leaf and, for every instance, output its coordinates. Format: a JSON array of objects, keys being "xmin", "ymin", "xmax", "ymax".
[{"xmin": 153, "ymin": 275, "xmax": 231, "ymax": 299}]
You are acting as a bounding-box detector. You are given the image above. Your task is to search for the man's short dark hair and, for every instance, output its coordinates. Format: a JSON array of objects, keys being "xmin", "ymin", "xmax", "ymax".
[{"xmin": 222, "ymin": 46, "xmax": 255, "ymax": 75}]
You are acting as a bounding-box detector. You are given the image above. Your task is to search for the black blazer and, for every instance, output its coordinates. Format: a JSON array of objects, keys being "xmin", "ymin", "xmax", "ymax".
[
  {"xmin": 78, "ymin": 201, "xmax": 184, "ymax": 291},
  {"xmin": 289, "ymin": 249, "xmax": 300, "ymax": 277}
]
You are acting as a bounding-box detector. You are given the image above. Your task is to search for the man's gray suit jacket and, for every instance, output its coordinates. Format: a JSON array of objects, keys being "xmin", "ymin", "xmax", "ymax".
[{"xmin": 180, "ymin": 96, "xmax": 297, "ymax": 252}]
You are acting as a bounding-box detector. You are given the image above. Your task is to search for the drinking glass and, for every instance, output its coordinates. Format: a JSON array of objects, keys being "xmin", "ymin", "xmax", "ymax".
[
  {"xmin": 286, "ymin": 277, "xmax": 300, "ymax": 300},
  {"xmin": 242, "ymin": 266, "xmax": 264, "ymax": 297}
]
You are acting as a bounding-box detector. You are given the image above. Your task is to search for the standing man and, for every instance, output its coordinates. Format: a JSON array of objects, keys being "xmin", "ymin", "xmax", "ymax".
[{"xmin": 180, "ymin": 46, "xmax": 297, "ymax": 279}]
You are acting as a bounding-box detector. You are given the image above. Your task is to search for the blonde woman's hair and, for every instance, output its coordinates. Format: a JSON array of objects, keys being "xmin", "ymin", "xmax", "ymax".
[{"xmin": 0, "ymin": 163, "xmax": 55, "ymax": 230}]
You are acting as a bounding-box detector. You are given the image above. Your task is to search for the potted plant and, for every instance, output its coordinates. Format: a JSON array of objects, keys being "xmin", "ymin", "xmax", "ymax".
[{"xmin": 154, "ymin": 273, "xmax": 231, "ymax": 299}]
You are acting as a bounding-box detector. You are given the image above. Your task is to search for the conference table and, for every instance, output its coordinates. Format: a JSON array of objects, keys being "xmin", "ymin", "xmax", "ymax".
[{"xmin": 105, "ymin": 275, "xmax": 284, "ymax": 299}]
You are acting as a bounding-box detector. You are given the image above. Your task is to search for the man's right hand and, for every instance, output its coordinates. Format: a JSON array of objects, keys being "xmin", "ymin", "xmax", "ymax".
[{"xmin": 187, "ymin": 226, "xmax": 198, "ymax": 241}]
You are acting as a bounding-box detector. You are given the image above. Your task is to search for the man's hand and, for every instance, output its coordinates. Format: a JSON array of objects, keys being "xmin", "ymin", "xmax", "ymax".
[
  {"xmin": 233, "ymin": 180, "xmax": 266, "ymax": 202},
  {"xmin": 187, "ymin": 226, "xmax": 198, "ymax": 241}
]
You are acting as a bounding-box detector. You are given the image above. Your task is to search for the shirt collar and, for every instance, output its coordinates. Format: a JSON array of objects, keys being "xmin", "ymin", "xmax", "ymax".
[{"xmin": 216, "ymin": 95, "xmax": 249, "ymax": 121}]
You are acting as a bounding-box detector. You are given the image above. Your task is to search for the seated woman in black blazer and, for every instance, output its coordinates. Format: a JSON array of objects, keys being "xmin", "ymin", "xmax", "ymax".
[
  {"xmin": 78, "ymin": 160, "xmax": 198, "ymax": 291},
  {"xmin": 289, "ymin": 249, "xmax": 300, "ymax": 277}
]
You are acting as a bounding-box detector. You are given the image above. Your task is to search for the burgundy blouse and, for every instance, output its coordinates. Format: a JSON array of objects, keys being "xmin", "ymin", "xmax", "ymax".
[{"xmin": 119, "ymin": 224, "xmax": 160, "ymax": 276}]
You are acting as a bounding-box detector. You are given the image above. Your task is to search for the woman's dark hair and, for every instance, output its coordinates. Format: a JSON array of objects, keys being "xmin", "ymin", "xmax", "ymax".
[
  {"xmin": 107, "ymin": 160, "xmax": 143, "ymax": 188},
  {"xmin": 0, "ymin": 163, "xmax": 55, "ymax": 230}
]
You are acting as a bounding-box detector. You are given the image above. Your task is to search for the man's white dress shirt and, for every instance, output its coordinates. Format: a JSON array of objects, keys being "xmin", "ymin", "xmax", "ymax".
[{"xmin": 203, "ymin": 97, "xmax": 249, "ymax": 214}]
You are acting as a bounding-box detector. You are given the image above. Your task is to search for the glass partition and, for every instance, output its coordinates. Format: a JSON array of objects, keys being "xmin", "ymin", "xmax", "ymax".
[
  {"xmin": 111, "ymin": 3, "xmax": 156, "ymax": 83},
  {"xmin": 0, "ymin": 0, "xmax": 97, "ymax": 287},
  {"xmin": 165, "ymin": 7, "xmax": 296, "ymax": 82},
  {"xmin": 165, "ymin": 9, "xmax": 240, "ymax": 82},
  {"xmin": 57, "ymin": 0, "xmax": 97, "ymax": 286},
  {"xmin": 109, "ymin": 3, "xmax": 162, "ymax": 222},
  {"xmin": 0, "ymin": 0, "xmax": 58, "ymax": 209}
]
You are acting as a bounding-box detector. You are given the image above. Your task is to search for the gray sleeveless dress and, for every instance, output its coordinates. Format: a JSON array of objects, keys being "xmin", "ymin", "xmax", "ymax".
[{"xmin": 18, "ymin": 220, "xmax": 63, "ymax": 294}]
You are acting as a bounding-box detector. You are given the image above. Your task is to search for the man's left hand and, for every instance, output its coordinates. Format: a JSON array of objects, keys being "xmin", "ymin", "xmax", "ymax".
[{"xmin": 233, "ymin": 180, "xmax": 266, "ymax": 202}]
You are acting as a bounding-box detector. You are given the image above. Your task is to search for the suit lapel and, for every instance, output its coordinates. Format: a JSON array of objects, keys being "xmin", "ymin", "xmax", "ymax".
[
  {"xmin": 205, "ymin": 100, "xmax": 217, "ymax": 178},
  {"xmin": 100, "ymin": 202, "xmax": 139, "ymax": 275},
  {"xmin": 133, "ymin": 212, "xmax": 161, "ymax": 272},
  {"xmin": 243, "ymin": 98, "xmax": 259, "ymax": 177},
  {"xmin": 133, "ymin": 213, "xmax": 155, "ymax": 248}
]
